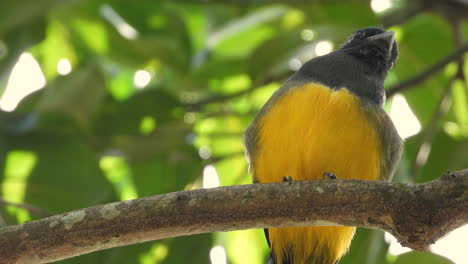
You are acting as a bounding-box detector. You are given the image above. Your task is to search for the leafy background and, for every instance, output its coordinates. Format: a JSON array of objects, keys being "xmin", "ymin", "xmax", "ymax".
[{"xmin": 0, "ymin": 0, "xmax": 467, "ymax": 263}]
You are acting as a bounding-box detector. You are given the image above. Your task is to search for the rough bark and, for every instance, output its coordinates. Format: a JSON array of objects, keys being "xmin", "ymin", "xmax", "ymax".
[{"xmin": 1, "ymin": 169, "xmax": 468, "ymax": 264}]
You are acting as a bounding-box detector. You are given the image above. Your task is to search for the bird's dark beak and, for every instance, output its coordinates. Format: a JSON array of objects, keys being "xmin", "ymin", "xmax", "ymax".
[{"xmin": 367, "ymin": 31, "xmax": 395, "ymax": 57}]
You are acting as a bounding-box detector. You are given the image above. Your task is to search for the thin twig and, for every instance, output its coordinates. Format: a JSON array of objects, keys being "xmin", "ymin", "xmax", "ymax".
[
  {"xmin": 387, "ymin": 42, "xmax": 468, "ymax": 97},
  {"xmin": 411, "ymin": 20, "xmax": 465, "ymax": 179},
  {"xmin": 381, "ymin": 0, "xmax": 425, "ymax": 28},
  {"xmin": 0, "ymin": 198, "xmax": 54, "ymax": 218},
  {"xmin": 411, "ymin": 82, "xmax": 453, "ymax": 179},
  {"xmin": 191, "ymin": 41, "xmax": 468, "ymax": 104},
  {"xmin": 188, "ymin": 87, "xmax": 257, "ymax": 110},
  {"xmin": 188, "ymin": 71, "xmax": 291, "ymax": 110}
]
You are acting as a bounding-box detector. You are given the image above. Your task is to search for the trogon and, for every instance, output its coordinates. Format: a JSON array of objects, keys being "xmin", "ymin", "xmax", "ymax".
[{"xmin": 244, "ymin": 27, "xmax": 403, "ymax": 264}]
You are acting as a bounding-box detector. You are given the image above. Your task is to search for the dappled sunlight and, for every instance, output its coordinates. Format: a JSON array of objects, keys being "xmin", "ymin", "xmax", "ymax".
[
  {"xmin": 203, "ymin": 164, "xmax": 220, "ymax": 188},
  {"xmin": 100, "ymin": 4, "xmax": 138, "ymax": 40},
  {"xmin": 300, "ymin": 29, "xmax": 316, "ymax": 41},
  {"xmin": 371, "ymin": 0, "xmax": 393, "ymax": 13},
  {"xmin": 133, "ymin": 69, "xmax": 152, "ymax": 88},
  {"xmin": 1, "ymin": 1, "xmax": 466, "ymax": 263},
  {"xmin": 385, "ymin": 232, "xmax": 412, "ymax": 256},
  {"xmin": 389, "ymin": 94, "xmax": 422, "ymax": 139},
  {"xmin": 0, "ymin": 53, "xmax": 46, "ymax": 111},
  {"xmin": 199, "ymin": 145, "xmax": 212, "ymax": 160},
  {"xmin": 139, "ymin": 243, "xmax": 169, "ymax": 264},
  {"xmin": 57, "ymin": 58, "xmax": 72, "ymax": 75},
  {"xmin": 210, "ymin": 245, "xmax": 227, "ymax": 264},
  {"xmin": 431, "ymin": 224, "xmax": 468, "ymax": 264},
  {"xmin": 314, "ymin": 40, "xmax": 333, "ymax": 56},
  {"xmin": 2, "ymin": 151, "xmax": 37, "ymax": 222},
  {"xmin": 288, "ymin": 58, "xmax": 302, "ymax": 71},
  {"xmin": 99, "ymin": 156, "xmax": 138, "ymax": 201}
]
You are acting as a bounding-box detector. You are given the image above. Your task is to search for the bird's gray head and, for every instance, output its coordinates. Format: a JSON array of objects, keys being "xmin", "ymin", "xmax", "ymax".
[{"xmin": 341, "ymin": 27, "xmax": 398, "ymax": 74}]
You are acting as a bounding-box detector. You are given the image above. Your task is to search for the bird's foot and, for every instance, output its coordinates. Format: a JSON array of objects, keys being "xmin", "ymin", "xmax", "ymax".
[
  {"xmin": 323, "ymin": 172, "xmax": 337, "ymax": 180},
  {"xmin": 282, "ymin": 176, "xmax": 293, "ymax": 185}
]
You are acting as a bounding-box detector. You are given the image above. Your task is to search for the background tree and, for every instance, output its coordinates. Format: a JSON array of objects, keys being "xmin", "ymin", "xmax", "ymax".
[{"xmin": 0, "ymin": 0, "xmax": 467, "ymax": 263}]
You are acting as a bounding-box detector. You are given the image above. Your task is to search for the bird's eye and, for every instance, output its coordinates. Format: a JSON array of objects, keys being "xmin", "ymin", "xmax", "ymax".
[{"xmin": 347, "ymin": 31, "xmax": 366, "ymax": 43}]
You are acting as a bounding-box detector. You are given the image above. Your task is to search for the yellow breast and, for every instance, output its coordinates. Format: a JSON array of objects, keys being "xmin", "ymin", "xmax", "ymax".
[
  {"xmin": 253, "ymin": 82, "xmax": 382, "ymax": 264},
  {"xmin": 255, "ymin": 82, "xmax": 381, "ymax": 182}
]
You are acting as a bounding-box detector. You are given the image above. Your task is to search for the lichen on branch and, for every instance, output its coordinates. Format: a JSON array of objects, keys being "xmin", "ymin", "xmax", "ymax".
[{"xmin": 1, "ymin": 169, "xmax": 467, "ymax": 264}]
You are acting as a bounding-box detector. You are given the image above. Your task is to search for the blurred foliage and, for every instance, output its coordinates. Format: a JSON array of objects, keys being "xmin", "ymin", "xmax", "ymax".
[{"xmin": 0, "ymin": 0, "xmax": 466, "ymax": 263}]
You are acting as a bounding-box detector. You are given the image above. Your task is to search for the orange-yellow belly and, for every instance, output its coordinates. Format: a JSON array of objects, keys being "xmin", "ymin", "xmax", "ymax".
[{"xmin": 254, "ymin": 83, "xmax": 382, "ymax": 264}]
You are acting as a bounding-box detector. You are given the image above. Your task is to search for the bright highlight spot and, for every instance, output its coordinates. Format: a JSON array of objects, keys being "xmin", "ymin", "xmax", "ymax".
[
  {"xmin": 0, "ymin": 53, "xmax": 46, "ymax": 111},
  {"xmin": 288, "ymin": 58, "xmax": 302, "ymax": 71},
  {"xmin": 184, "ymin": 112, "xmax": 196, "ymax": 124},
  {"xmin": 371, "ymin": 0, "xmax": 392, "ymax": 13},
  {"xmin": 57, "ymin": 58, "xmax": 72, "ymax": 75},
  {"xmin": 431, "ymin": 224, "xmax": 468, "ymax": 264},
  {"xmin": 133, "ymin": 70, "xmax": 152, "ymax": 88},
  {"xmin": 100, "ymin": 4, "xmax": 139, "ymax": 40},
  {"xmin": 140, "ymin": 243, "xmax": 169, "ymax": 263},
  {"xmin": 385, "ymin": 232, "xmax": 411, "ymax": 256},
  {"xmin": 139, "ymin": 116, "xmax": 157, "ymax": 134},
  {"xmin": 389, "ymin": 94, "xmax": 421, "ymax": 139},
  {"xmin": 210, "ymin": 245, "xmax": 227, "ymax": 264},
  {"xmin": 314, "ymin": 41, "xmax": 333, "ymax": 56},
  {"xmin": 415, "ymin": 142, "xmax": 431, "ymax": 167},
  {"xmin": 300, "ymin": 29, "xmax": 315, "ymax": 41},
  {"xmin": 203, "ymin": 165, "xmax": 219, "ymax": 188},
  {"xmin": 198, "ymin": 146, "xmax": 212, "ymax": 160}
]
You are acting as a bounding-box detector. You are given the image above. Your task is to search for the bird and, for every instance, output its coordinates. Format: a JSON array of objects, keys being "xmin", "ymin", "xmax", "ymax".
[{"xmin": 244, "ymin": 27, "xmax": 403, "ymax": 264}]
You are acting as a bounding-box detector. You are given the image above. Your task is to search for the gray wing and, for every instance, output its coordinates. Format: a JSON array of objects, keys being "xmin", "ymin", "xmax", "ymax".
[{"xmin": 361, "ymin": 100, "xmax": 403, "ymax": 181}]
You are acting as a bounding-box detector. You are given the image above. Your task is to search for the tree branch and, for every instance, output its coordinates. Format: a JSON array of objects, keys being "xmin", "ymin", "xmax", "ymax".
[
  {"xmin": 380, "ymin": 0, "xmax": 426, "ymax": 28},
  {"xmin": 187, "ymin": 71, "xmax": 292, "ymax": 110},
  {"xmin": 1, "ymin": 169, "xmax": 468, "ymax": 264},
  {"xmin": 387, "ymin": 42, "xmax": 468, "ymax": 97}
]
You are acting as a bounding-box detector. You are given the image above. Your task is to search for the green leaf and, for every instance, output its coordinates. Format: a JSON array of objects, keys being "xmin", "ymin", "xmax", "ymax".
[
  {"xmin": 103, "ymin": 4, "xmax": 192, "ymax": 71},
  {"xmin": 97, "ymin": 88, "xmax": 181, "ymax": 136},
  {"xmin": 393, "ymin": 251, "xmax": 454, "ymax": 264},
  {"xmin": 210, "ymin": 6, "xmax": 288, "ymax": 57},
  {"xmin": 341, "ymin": 229, "xmax": 390, "ymax": 264},
  {"xmin": 34, "ymin": 63, "xmax": 107, "ymax": 128},
  {"xmin": 66, "ymin": 17, "xmax": 109, "ymax": 55},
  {"xmin": 394, "ymin": 14, "xmax": 453, "ymax": 127},
  {"xmin": 226, "ymin": 229, "xmax": 268, "ymax": 264},
  {"xmin": 302, "ymin": 2, "xmax": 378, "ymax": 28},
  {"xmin": 53, "ymin": 242, "xmax": 153, "ymax": 264},
  {"xmin": 247, "ymin": 30, "xmax": 303, "ymax": 83},
  {"xmin": 21, "ymin": 135, "xmax": 116, "ymax": 213},
  {"xmin": 404, "ymin": 130, "xmax": 468, "ymax": 182},
  {"xmin": 129, "ymin": 143, "xmax": 201, "ymax": 196},
  {"xmin": 0, "ymin": 0, "xmax": 57, "ymax": 36},
  {"xmin": 450, "ymin": 79, "xmax": 468, "ymax": 135},
  {"xmin": 160, "ymin": 234, "xmax": 213, "ymax": 264},
  {"xmin": 35, "ymin": 19, "xmax": 77, "ymax": 78},
  {"xmin": 0, "ymin": 17, "xmax": 46, "ymax": 87}
]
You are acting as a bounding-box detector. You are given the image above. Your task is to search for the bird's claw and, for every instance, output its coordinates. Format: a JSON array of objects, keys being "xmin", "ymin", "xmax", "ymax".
[
  {"xmin": 282, "ymin": 176, "xmax": 293, "ymax": 184},
  {"xmin": 323, "ymin": 172, "xmax": 337, "ymax": 180}
]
